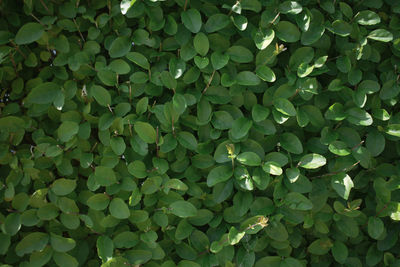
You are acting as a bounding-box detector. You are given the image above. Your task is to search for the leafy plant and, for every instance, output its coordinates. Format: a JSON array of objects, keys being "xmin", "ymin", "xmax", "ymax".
[{"xmin": 1, "ymin": 0, "xmax": 400, "ymax": 266}]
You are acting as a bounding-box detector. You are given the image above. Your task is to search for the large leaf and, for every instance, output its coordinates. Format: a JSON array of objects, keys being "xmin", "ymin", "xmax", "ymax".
[{"xmin": 15, "ymin": 22, "xmax": 44, "ymax": 44}]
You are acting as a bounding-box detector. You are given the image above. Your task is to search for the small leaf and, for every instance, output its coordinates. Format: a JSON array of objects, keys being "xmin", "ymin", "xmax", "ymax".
[
  {"xmin": 237, "ymin": 152, "xmax": 261, "ymax": 166},
  {"xmin": 275, "ymin": 21, "xmax": 300, "ymax": 42},
  {"xmin": 368, "ymin": 217, "xmax": 384, "ymax": 240},
  {"xmin": 274, "ymin": 98, "xmax": 296, "ymax": 116},
  {"xmin": 109, "ymin": 36, "xmax": 131, "ymax": 58},
  {"xmin": 126, "ymin": 52, "xmax": 150, "ymax": 69},
  {"xmin": 368, "ymin": 29, "xmax": 393, "ymax": 42},
  {"xmin": 134, "ymin": 121, "xmax": 156, "ymax": 144},
  {"xmin": 299, "ymin": 153, "xmax": 326, "ymax": 169},
  {"xmin": 170, "ymin": 200, "xmax": 198, "ymax": 218},
  {"xmin": 205, "ymin": 13, "xmax": 230, "ymax": 33},
  {"xmin": 280, "ymin": 133, "xmax": 303, "ymax": 154},
  {"xmin": 256, "ymin": 65, "xmax": 276, "ymax": 82},
  {"xmin": 193, "ymin": 32, "xmax": 209, "ymax": 56},
  {"xmin": 236, "ymin": 71, "xmax": 261, "ymax": 86},
  {"xmin": 354, "ymin": 10, "xmax": 381, "ymax": 25},
  {"xmin": 181, "ymin": 9, "xmax": 202, "ymax": 33},
  {"xmin": 51, "ymin": 179, "xmax": 76, "ymax": 196},
  {"xmin": 91, "ymin": 85, "xmax": 111, "ymax": 107},
  {"xmin": 58, "ymin": 121, "xmax": 79, "ymax": 142},
  {"xmin": 331, "ymin": 173, "xmax": 354, "ymax": 200},
  {"xmin": 109, "ymin": 198, "xmax": 130, "ymax": 219},
  {"xmin": 207, "ymin": 165, "xmax": 233, "ymax": 187}
]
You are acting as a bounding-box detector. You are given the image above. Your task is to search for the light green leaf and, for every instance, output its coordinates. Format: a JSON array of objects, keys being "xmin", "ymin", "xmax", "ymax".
[
  {"xmin": 368, "ymin": 29, "xmax": 393, "ymax": 42},
  {"xmin": 237, "ymin": 152, "xmax": 261, "ymax": 166},
  {"xmin": 298, "ymin": 153, "xmax": 326, "ymax": 169},
  {"xmin": 331, "ymin": 173, "xmax": 354, "ymax": 200}
]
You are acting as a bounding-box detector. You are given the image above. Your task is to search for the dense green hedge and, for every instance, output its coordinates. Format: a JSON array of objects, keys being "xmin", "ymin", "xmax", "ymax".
[{"xmin": 1, "ymin": 0, "xmax": 400, "ymax": 266}]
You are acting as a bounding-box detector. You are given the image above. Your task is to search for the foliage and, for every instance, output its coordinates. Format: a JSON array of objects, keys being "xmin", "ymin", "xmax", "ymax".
[{"xmin": 0, "ymin": 0, "xmax": 400, "ymax": 266}]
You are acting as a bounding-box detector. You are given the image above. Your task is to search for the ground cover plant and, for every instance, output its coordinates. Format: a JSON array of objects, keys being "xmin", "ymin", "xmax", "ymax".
[{"xmin": 1, "ymin": 0, "xmax": 400, "ymax": 266}]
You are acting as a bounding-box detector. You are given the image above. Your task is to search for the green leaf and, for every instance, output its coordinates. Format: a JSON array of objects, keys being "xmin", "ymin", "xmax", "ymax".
[
  {"xmin": 109, "ymin": 198, "xmax": 130, "ymax": 219},
  {"xmin": 211, "ymin": 52, "xmax": 229, "ymax": 70},
  {"xmin": 228, "ymin": 227, "xmax": 245, "ymax": 245},
  {"xmin": 181, "ymin": 9, "xmax": 202, "ymax": 33},
  {"xmin": 193, "ymin": 32, "xmax": 209, "ymax": 56},
  {"xmin": 331, "ymin": 173, "xmax": 354, "ymax": 200},
  {"xmin": 160, "ymin": 71, "xmax": 177, "ymax": 89},
  {"xmin": 0, "ymin": 116, "xmax": 25, "ymax": 132},
  {"xmin": 285, "ymin": 192, "xmax": 313, "ymax": 210},
  {"xmin": 51, "ymin": 179, "xmax": 76, "ymax": 196},
  {"xmin": 230, "ymin": 117, "xmax": 253, "ymax": 139},
  {"xmin": 308, "ymin": 238, "xmax": 333, "ymax": 255},
  {"xmin": 298, "ymin": 153, "xmax": 326, "ymax": 169},
  {"xmin": 3, "ymin": 213, "xmax": 20, "ymax": 236},
  {"xmin": 262, "ymin": 161, "xmax": 283, "ymax": 176},
  {"xmin": 15, "ymin": 22, "xmax": 44, "ymax": 45},
  {"xmin": 50, "ymin": 233, "xmax": 76, "ymax": 252},
  {"xmin": 170, "ymin": 200, "xmax": 198, "ymax": 218},
  {"xmin": 301, "ymin": 23, "xmax": 325, "ymax": 45},
  {"xmin": 275, "ymin": 21, "xmax": 300, "ymax": 42},
  {"xmin": 207, "ymin": 165, "xmax": 233, "ymax": 187},
  {"xmin": 366, "ymin": 130, "xmax": 385, "ymax": 157},
  {"xmin": 274, "ymin": 98, "xmax": 296, "ymax": 116},
  {"xmin": 253, "ymin": 28, "xmax": 275, "ymax": 50},
  {"xmin": 328, "ymin": 141, "xmax": 351, "ymax": 156},
  {"xmin": 279, "ymin": 1, "xmax": 302, "ymax": 14},
  {"xmin": 87, "ymin": 194, "xmax": 110, "ymax": 211},
  {"xmin": 382, "ymin": 124, "xmax": 400, "ymax": 137},
  {"xmin": 331, "ymin": 20, "xmax": 352, "ymax": 37},
  {"xmin": 26, "ymin": 82, "xmax": 61, "ymax": 104},
  {"xmin": 354, "ymin": 10, "xmax": 381, "ymax": 25},
  {"xmin": 15, "ymin": 232, "xmax": 49, "ymax": 257},
  {"xmin": 126, "ymin": 52, "xmax": 150, "ymax": 69},
  {"xmin": 97, "ymin": 236, "xmax": 114, "ymax": 263},
  {"xmin": 256, "ymin": 65, "xmax": 276, "ymax": 82},
  {"xmin": 58, "ymin": 121, "xmax": 79, "ymax": 142},
  {"xmin": 236, "ymin": 71, "xmax": 261, "ymax": 86},
  {"xmin": 95, "ymin": 166, "xmax": 117, "ymax": 186},
  {"xmin": 91, "ymin": 85, "xmax": 111, "ymax": 107},
  {"xmin": 368, "ymin": 217, "xmax": 384, "ymax": 240},
  {"xmin": 332, "ymin": 241, "xmax": 348, "ymax": 264},
  {"xmin": 252, "ymin": 104, "xmax": 270, "ymax": 122},
  {"xmin": 109, "ymin": 36, "xmax": 131, "ymax": 58},
  {"xmin": 177, "ymin": 131, "xmax": 198, "ymax": 150},
  {"xmin": 368, "ymin": 29, "xmax": 393, "ymax": 42},
  {"xmin": 280, "ymin": 133, "xmax": 303, "ymax": 154},
  {"xmin": 134, "ymin": 121, "xmax": 156, "ymax": 144},
  {"xmin": 227, "ymin": 46, "xmax": 253, "ymax": 63},
  {"xmin": 237, "ymin": 152, "xmax": 261, "ymax": 166},
  {"xmin": 110, "ymin": 136, "xmax": 126, "ymax": 156},
  {"xmin": 120, "ymin": 0, "xmax": 137, "ymax": 15},
  {"xmin": 53, "ymin": 252, "xmax": 78, "ymax": 267},
  {"xmin": 205, "ymin": 14, "xmax": 230, "ymax": 33}
]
